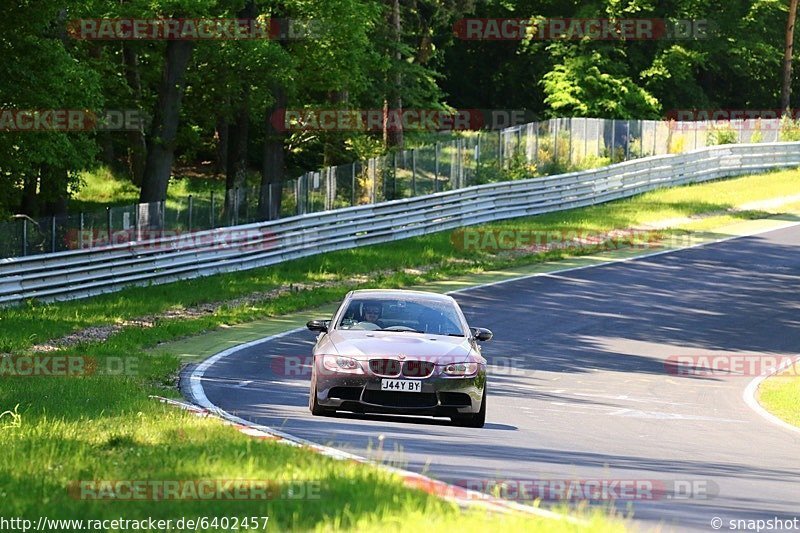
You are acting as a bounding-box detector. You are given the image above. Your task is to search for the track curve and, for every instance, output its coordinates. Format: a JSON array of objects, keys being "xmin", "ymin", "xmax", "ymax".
[{"xmin": 191, "ymin": 225, "xmax": 800, "ymax": 531}]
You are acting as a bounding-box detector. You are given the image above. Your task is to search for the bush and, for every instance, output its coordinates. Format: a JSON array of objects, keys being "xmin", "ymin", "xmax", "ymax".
[
  {"xmin": 706, "ymin": 124, "xmax": 738, "ymax": 145},
  {"xmin": 779, "ymin": 115, "xmax": 800, "ymax": 141}
]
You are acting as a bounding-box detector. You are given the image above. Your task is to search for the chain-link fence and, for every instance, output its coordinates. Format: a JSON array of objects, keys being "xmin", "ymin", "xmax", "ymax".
[{"xmin": 0, "ymin": 117, "xmax": 786, "ymax": 259}]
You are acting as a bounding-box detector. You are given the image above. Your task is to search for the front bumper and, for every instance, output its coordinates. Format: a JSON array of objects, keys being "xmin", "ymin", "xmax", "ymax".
[{"xmin": 314, "ymin": 364, "xmax": 486, "ymax": 417}]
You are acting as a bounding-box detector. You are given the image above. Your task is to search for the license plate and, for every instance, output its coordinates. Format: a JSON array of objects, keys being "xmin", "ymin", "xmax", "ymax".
[{"xmin": 381, "ymin": 379, "xmax": 422, "ymax": 393}]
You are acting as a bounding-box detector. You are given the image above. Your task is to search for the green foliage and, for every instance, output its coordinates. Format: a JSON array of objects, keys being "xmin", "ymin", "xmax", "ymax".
[
  {"xmin": 542, "ymin": 46, "xmax": 661, "ymax": 119},
  {"xmin": 706, "ymin": 125, "xmax": 739, "ymax": 145},
  {"xmin": 779, "ymin": 115, "xmax": 800, "ymax": 141}
]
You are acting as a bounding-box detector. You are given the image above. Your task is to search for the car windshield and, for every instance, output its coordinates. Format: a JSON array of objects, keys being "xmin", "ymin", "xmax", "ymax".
[{"xmin": 337, "ymin": 296, "xmax": 466, "ymax": 336}]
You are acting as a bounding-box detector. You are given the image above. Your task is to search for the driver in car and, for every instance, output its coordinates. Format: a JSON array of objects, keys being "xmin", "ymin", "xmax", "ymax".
[{"xmin": 362, "ymin": 303, "xmax": 382, "ymax": 325}]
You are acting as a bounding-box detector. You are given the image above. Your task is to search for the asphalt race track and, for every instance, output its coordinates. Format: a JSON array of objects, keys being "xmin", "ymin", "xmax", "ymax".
[{"xmin": 191, "ymin": 225, "xmax": 800, "ymax": 531}]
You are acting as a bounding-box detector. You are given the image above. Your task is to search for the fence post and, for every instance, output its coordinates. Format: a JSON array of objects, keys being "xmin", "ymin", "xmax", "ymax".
[
  {"xmin": 51, "ymin": 216, "xmax": 56, "ymax": 253},
  {"xmin": 625, "ymin": 120, "xmax": 630, "ymax": 160},
  {"xmin": 234, "ymin": 186, "xmax": 240, "ymax": 225},
  {"xmin": 611, "ymin": 119, "xmax": 617, "ymax": 162},
  {"xmin": 133, "ymin": 204, "xmax": 139, "ymax": 242},
  {"xmin": 210, "ymin": 191, "xmax": 216, "ymax": 229},
  {"xmin": 458, "ymin": 139, "xmax": 464, "ymax": 188},
  {"xmin": 106, "ymin": 206, "xmax": 112, "ymax": 243},
  {"xmin": 79, "ymin": 212, "xmax": 85, "ymax": 248},
  {"xmin": 411, "ymin": 149, "xmax": 417, "ymax": 196},
  {"xmin": 584, "ymin": 120, "xmax": 590, "ymax": 160},
  {"xmin": 347, "ymin": 165, "xmax": 353, "ymax": 206},
  {"xmin": 295, "ymin": 178, "xmax": 301, "ymax": 215},
  {"xmin": 160, "ymin": 200, "xmax": 166, "ymax": 240},
  {"xmin": 21, "ymin": 218, "xmax": 27, "ymax": 257},
  {"xmin": 597, "ymin": 119, "xmax": 602, "ymax": 157},
  {"xmin": 497, "ymin": 130, "xmax": 503, "ymax": 167},
  {"xmin": 188, "ymin": 195, "xmax": 193, "ymax": 232},
  {"xmin": 567, "ymin": 117, "xmax": 572, "ymax": 166},
  {"xmin": 434, "ymin": 142, "xmax": 439, "ymax": 192},
  {"xmin": 472, "ymin": 136, "xmax": 481, "ymax": 184},
  {"xmin": 553, "ymin": 119, "xmax": 559, "ymax": 165},
  {"xmin": 652, "ymin": 121, "xmax": 657, "ymax": 155},
  {"xmin": 370, "ymin": 159, "xmax": 376, "ymax": 203}
]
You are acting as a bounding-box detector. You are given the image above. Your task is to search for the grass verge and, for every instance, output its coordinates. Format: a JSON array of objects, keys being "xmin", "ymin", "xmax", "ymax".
[
  {"xmin": 758, "ymin": 362, "xmax": 800, "ymax": 428},
  {"xmin": 3, "ymin": 167, "xmax": 800, "ymax": 530}
]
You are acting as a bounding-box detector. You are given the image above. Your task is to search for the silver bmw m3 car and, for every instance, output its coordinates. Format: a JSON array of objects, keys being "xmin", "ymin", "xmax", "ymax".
[{"xmin": 306, "ymin": 289, "xmax": 492, "ymax": 427}]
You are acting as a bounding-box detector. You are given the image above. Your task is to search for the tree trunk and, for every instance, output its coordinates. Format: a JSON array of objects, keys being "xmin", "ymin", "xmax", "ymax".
[
  {"xmin": 140, "ymin": 40, "xmax": 194, "ymax": 203},
  {"xmin": 782, "ymin": 0, "xmax": 800, "ymax": 112},
  {"xmin": 224, "ymin": 88, "xmax": 250, "ymax": 223},
  {"xmin": 259, "ymin": 85, "xmax": 287, "ymax": 221},
  {"xmin": 386, "ymin": 0, "xmax": 403, "ymax": 148},
  {"xmin": 39, "ymin": 166, "xmax": 69, "ymax": 217},
  {"xmin": 215, "ymin": 115, "xmax": 229, "ymax": 174},
  {"xmin": 20, "ymin": 175, "xmax": 38, "ymax": 216},
  {"xmin": 123, "ymin": 43, "xmax": 147, "ymax": 186}
]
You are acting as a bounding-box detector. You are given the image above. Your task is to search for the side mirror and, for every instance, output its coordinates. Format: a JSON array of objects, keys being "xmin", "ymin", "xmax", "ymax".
[
  {"xmin": 471, "ymin": 327, "xmax": 493, "ymax": 342},
  {"xmin": 307, "ymin": 320, "xmax": 330, "ymax": 333}
]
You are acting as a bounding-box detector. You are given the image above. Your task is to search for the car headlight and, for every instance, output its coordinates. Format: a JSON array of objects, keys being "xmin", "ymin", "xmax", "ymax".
[
  {"xmin": 321, "ymin": 355, "xmax": 363, "ymax": 373},
  {"xmin": 442, "ymin": 362, "xmax": 479, "ymax": 376}
]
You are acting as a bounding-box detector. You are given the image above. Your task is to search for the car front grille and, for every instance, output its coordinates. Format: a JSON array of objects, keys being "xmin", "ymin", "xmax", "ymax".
[
  {"xmin": 369, "ymin": 359, "xmax": 435, "ymax": 378},
  {"xmin": 401, "ymin": 360, "xmax": 435, "ymax": 378},
  {"xmin": 369, "ymin": 359, "xmax": 401, "ymax": 376}
]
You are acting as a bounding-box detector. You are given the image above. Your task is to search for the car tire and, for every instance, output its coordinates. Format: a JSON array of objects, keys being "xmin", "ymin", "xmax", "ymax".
[
  {"xmin": 452, "ymin": 386, "xmax": 486, "ymax": 428},
  {"xmin": 309, "ymin": 384, "xmax": 333, "ymax": 416}
]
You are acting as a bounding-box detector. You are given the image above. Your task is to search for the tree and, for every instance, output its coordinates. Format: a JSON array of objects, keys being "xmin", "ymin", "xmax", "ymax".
[{"xmin": 782, "ymin": 0, "xmax": 799, "ymax": 112}]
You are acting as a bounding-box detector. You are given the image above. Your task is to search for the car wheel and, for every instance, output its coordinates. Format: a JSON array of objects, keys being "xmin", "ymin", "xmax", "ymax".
[
  {"xmin": 309, "ymin": 384, "xmax": 333, "ymax": 416},
  {"xmin": 452, "ymin": 386, "xmax": 486, "ymax": 428}
]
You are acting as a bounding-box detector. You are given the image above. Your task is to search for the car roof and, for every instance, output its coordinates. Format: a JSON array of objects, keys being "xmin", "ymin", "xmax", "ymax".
[{"xmin": 348, "ymin": 289, "xmax": 456, "ymax": 303}]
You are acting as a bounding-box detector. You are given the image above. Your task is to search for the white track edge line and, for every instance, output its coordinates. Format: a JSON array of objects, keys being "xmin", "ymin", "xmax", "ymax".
[
  {"xmin": 187, "ymin": 219, "xmax": 800, "ymax": 519},
  {"xmin": 743, "ymin": 356, "xmax": 800, "ymax": 436}
]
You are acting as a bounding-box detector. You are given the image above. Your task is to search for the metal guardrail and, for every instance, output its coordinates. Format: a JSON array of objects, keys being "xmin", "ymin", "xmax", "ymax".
[{"xmin": 2, "ymin": 142, "xmax": 799, "ymax": 305}]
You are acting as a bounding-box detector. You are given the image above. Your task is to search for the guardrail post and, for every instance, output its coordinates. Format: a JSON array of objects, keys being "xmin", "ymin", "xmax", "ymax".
[
  {"xmin": 51, "ymin": 216, "xmax": 56, "ymax": 253},
  {"xmin": 188, "ymin": 194, "xmax": 193, "ymax": 232}
]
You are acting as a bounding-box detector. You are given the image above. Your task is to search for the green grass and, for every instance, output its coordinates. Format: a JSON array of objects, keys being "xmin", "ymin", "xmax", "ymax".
[
  {"xmin": 3, "ymin": 166, "xmax": 800, "ymax": 530},
  {"xmin": 758, "ymin": 362, "xmax": 800, "ymax": 428},
  {"xmin": 70, "ymin": 166, "xmax": 228, "ymax": 213},
  {"xmin": 0, "ymin": 380, "xmax": 623, "ymax": 531}
]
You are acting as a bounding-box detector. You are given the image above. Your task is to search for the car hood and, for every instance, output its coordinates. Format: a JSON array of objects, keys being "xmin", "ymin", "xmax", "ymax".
[{"xmin": 322, "ymin": 330, "xmax": 475, "ymax": 363}]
